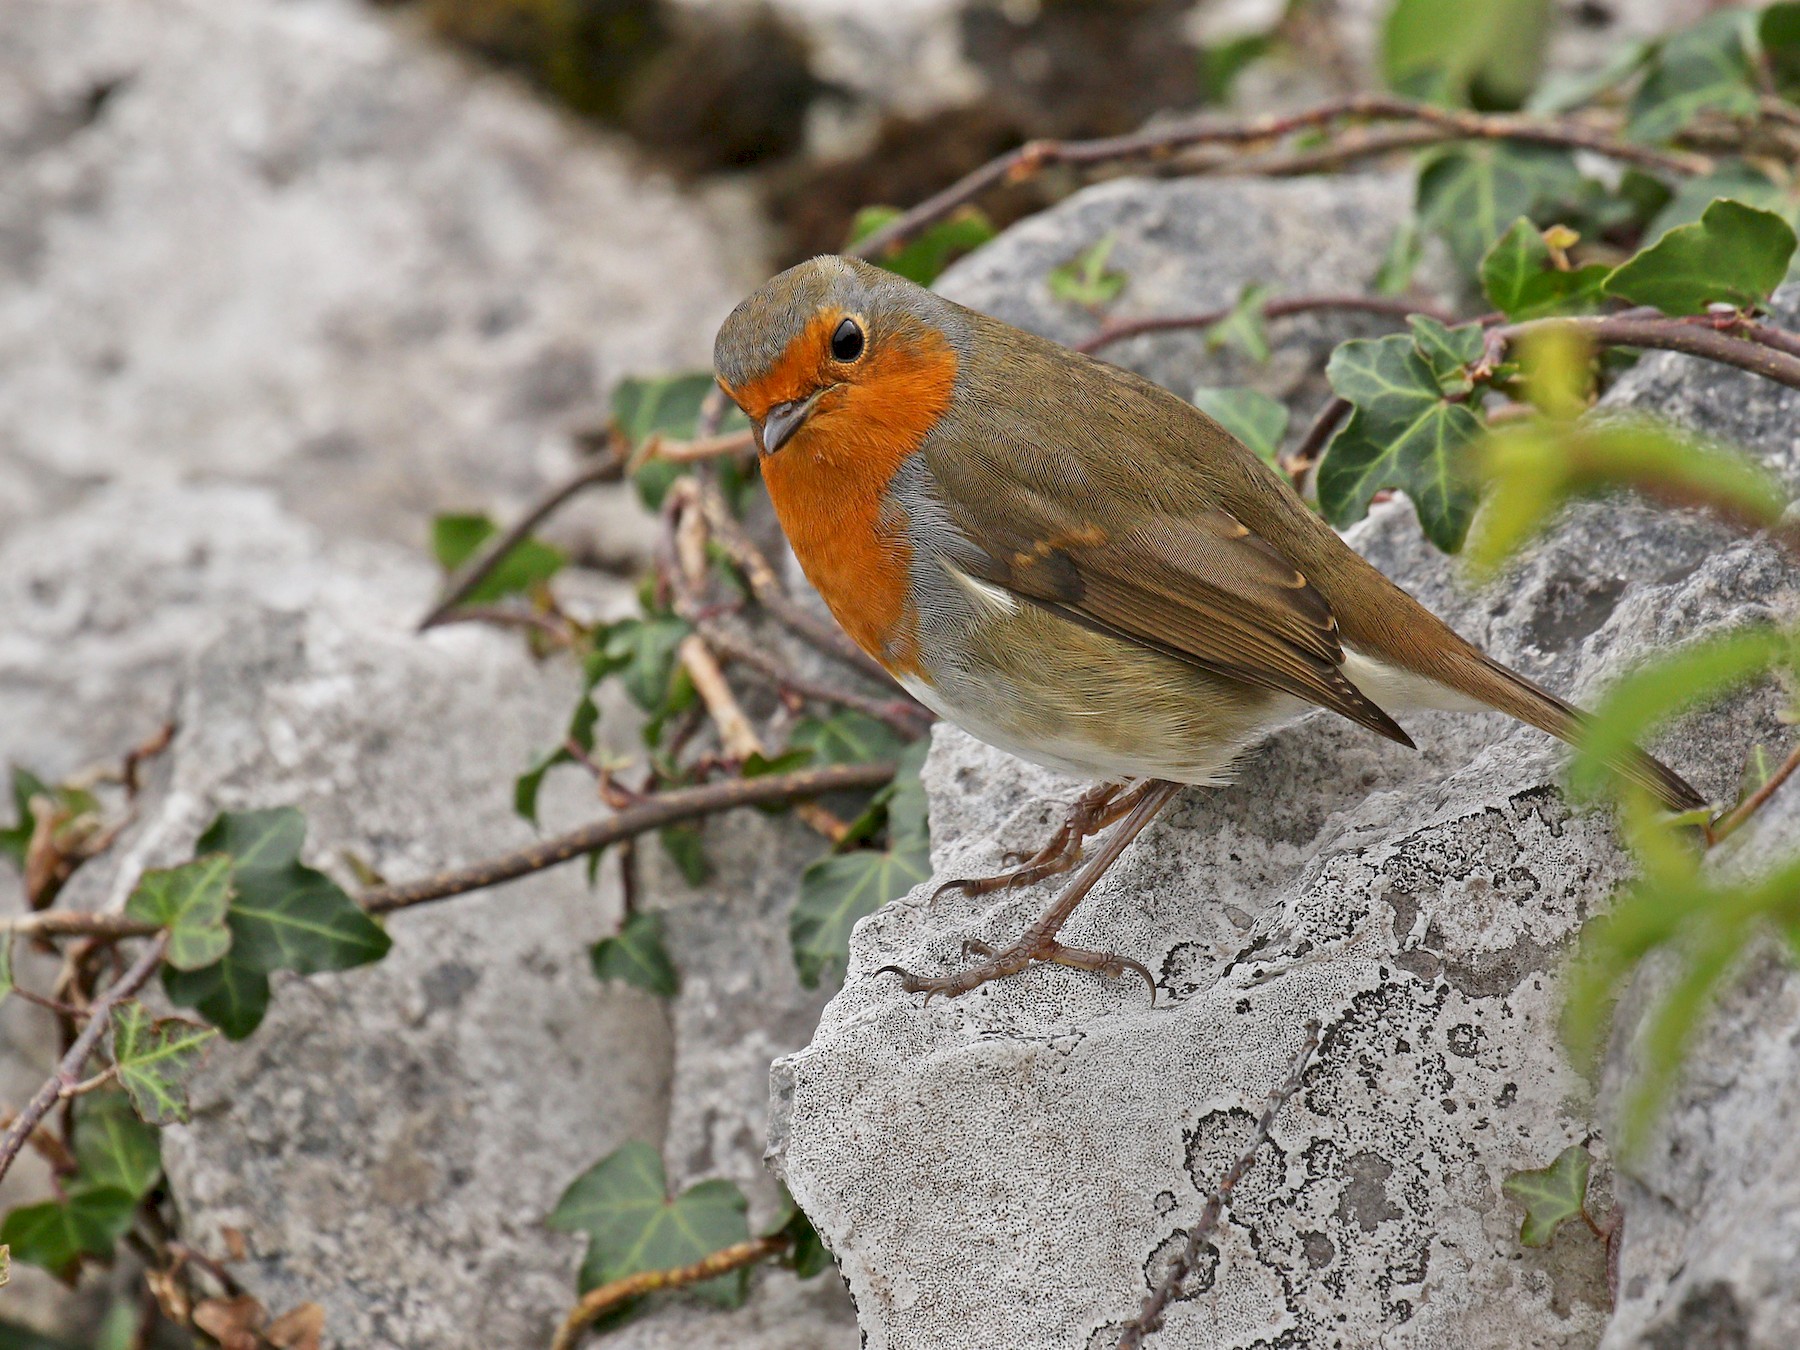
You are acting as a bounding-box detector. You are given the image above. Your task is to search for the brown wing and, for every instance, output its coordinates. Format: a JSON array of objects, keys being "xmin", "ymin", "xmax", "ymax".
[{"xmin": 950, "ymin": 503, "xmax": 1415, "ymax": 748}]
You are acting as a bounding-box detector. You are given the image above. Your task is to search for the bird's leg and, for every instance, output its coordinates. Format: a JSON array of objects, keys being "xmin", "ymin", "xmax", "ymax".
[
  {"xmin": 879, "ymin": 780, "xmax": 1183, "ymax": 1002},
  {"xmin": 930, "ymin": 779, "xmax": 1158, "ymax": 903}
]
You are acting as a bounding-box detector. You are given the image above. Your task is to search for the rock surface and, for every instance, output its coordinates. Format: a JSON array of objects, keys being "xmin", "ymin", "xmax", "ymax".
[{"xmin": 770, "ymin": 183, "xmax": 1800, "ymax": 1349}]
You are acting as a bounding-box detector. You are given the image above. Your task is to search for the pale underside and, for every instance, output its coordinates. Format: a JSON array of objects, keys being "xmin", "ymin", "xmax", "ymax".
[{"xmin": 900, "ymin": 563, "xmax": 1478, "ymax": 786}]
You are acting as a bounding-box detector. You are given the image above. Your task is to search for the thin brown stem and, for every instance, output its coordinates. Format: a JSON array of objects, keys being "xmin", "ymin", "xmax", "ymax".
[
  {"xmin": 642, "ymin": 429, "xmax": 755, "ymax": 465},
  {"xmin": 1075, "ymin": 294, "xmax": 1454, "ymax": 356},
  {"xmin": 1118, "ymin": 1018, "xmax": 1322, "ymax": 1350},
  {"xmin": 0, "ymin": 931, "xmax": 167, "ymax": 1188},
  {"xmin": 1494, "ymin": 315, "xmax": 1800, "ymax": 390},
  {"xmin": 417, "ymin": 452, "xmax": 624, "ymax": 632},
  {"xmin": 6, "ymin": 910, "xmax": 161, "ymax": 941},
  {"xmin": 852, "ymin": 97, "xmax": 1710, "ymax": 260},
  {"xmin": 1710, "ymin": 740, "xmax": 1800, "ymax": 845},
  {"xmin": 700, "ymin": 624, "xmax": 931, "ymax": 735},
  {"xmin": 359, "ymin": 761, "xmax": 896, "ymax": 913},
  {"xmin": 551, "ymin": 1235, "xmax": 789, "ymax": 1350},
  {"xmin": 429, "ymin": 605, "xmax": 582, "ymax": 644},
  {"xmin": 1286, "ymin": 396, "xmax": 1353, "ymax": 481}
]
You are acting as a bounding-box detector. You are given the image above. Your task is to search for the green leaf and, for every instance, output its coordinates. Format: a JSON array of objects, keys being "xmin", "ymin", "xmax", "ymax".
[
  {"xmin": 515, "ymin": 639, "xmax": 619, "ymax": 825},
  {"xmin": 1644, "ymin": 163, "xmax": 1800, "ymax": 247},
  {"xmin": 1407, "ymin": 315, "xmax": 1486, "ymax": 396},
  {"xmin": 0, "ymin": 1317, "xmax": 86, "ymax": 1350},
  {"xmin": 1317, "ymin": 334, "xmax": 1484, "ymax": 552},
  {"xmin": 1191, "ymin": 388, "xmax": 1288, "ymax": 466},
  {"xmin": 162, "ymin": 808, "xmax": 391, "ymax": 1039},
  {"xmin": 1761, "ymin": 3, "xmax": 1800, "ymax": 100},
  {"xmin": 848, "ymin": 206, "xmax": 996, "ymax": 287},
  {"xmin": 884, "ymin": 739, "xmax": 931, "ymax": 846},
  {"xmin": 1374, "ymin": 219, "xmax": 1424, "ymax": 296},
  {"xmin": 1048, "ymin": 234, "xmax": 1127, "ymax": 309},
  {"xmin": 766, "ymin": 1189, "xmax": 832, "ymax": 1279},
  {"xmin": 108, "ymin": 1001, "xmax": 216, "ymax": 1126},
  {"xmin": 1479, "ymin": 218, "xmax": 1610, "ymax": 320},
  {"xmin": 1501, "ymin": 1144, "xmax": 1592, "ymax": 1247},
  {"xmin": 611, "ymin": 372, "xmax": 750, "ymax": 509},
  {"xmin": 788, "ymin": 712, "xmax": 905, "ymax": 767},
  {"xmin": 743, "ymin": 748, "xmax": 814, "ymax": 779},
  {"xmin": 658, "ymin": 824, "xmax": 711, "ymax": 887},
  {"xmin": 1528, "ymin": 38, "xmax": 1656, "ymax": 113},
  {"xmin": 0, "ymin": 766, "xmax": 47, "ymax": 869},
  {"xmin": 1416, "ymin": 144, "xmax": 1586, "ymax": 275},
  {"xmin": 0, "ymin": 932, "xmax": 11, "ymax": 1008},
  {"xmin": 0, "ymin": 1189, "xmax": 136, "ymax": 1276},
  {"xmin": 430, "ymin": 514, "xmax": 565, "ymax": 604},
  {"xmin": 1381, "ymin": 0, "xmax": 1551, "ymax": 107},
  {"xmin": 791, "ymin": 836, "xmax": 929, "ymax": 989},
  {"xmin": 605, "ymin": 617, "xmax": 692, "ymax": 714},
  {"xmin": 1205, "ymin": 283, "xmax": 1271, "ymax": 363},
  {"xmin": 72, "ymin": 1091, "xmax": 161, "ymax": 1200},
  {"xmin": 124, "ymin": 856, "xmax": 233, "ymax": 971},
  {"xmin": 1604, "ymin": 198, "xmax": 1797, "ymax": 316},
  {"xmin": 1628, "ymin": 11, "xmax": 1758, "ymax": 144},
  {"xmin": 590, "ymin": 912, "xmax": 679, "ymax": 997},
  {"xmin": 1571, "ymin": 626, "xmax": 1800, "ymax": 802},
  {"xmin": 549, "ymin": 1142, "xmax": 752, "ymax": 1307},
  {"xmin": 1199, "ymin": 31, "xmax": 1273, "ymax": 103}
]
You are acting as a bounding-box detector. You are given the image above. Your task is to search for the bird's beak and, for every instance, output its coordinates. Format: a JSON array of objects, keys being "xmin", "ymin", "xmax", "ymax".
[{"xmin": 758, "ymin": 388, "xmax": 827, "ymax": 456}]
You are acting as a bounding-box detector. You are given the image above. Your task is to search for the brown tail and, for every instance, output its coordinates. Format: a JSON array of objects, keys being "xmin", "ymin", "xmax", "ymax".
[{"xmin": 1465, "ymin": 654, "xmax": 1706, "ymax": 813}]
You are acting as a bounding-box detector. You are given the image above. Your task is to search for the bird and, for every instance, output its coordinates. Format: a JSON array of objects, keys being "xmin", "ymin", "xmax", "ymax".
[{"xmin": 712, "ymin": 254, "xmax": 1706, "ymax": 1001}]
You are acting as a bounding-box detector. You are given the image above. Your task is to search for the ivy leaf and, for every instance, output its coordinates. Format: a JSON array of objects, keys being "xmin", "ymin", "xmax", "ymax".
[
  {"xmin": 657, "ymin": 824, "xmax": 711, "ymax": 887},
  {"xmin": 549, "ymin": 1142, "xmax": 752, "ymax": 1309},
  {"xmin": 1479, "ymin": 218, "xmax": 1610, "ymax": 320},
  {"xmin": 108, "ymin": 1001, "xmax": 217, "ymax": 1126},
  {"xmin": 1048, "ymin": 234, "xmax": 1127, "ymax": 309},
  {"xmin": 163, "ymin": 808, "xmax": 391, "ymax": 1039},
  {"xmin": 742, "ymin": 748, "xmax": 815, "ymax": 779},
  {"xmin": 1, "ymin": 1089, "xmax": 158, "ymax": 1275},
  {"xmin": 1380, "ymin": 0, "xmax": 1551, "ymax": 107},
  {"xmin": 590, "ymin": 912, "xmax": 679, "ymax": 997},
  {"xmin": 612, "ymin": 372, "xmax": 750, "ymax": 510},
  {"xmin": 1604, "ymin": 198, "xmax": 1797, "ymax": 316},
  {"xmin": 1416, "ymin": 144, "xmax": 1585, "ymax": 275},
  {"xmin": 788, "ymin": 712, "xmax": 905, "ymax": 767},
  {"xmin": 430, "ymin": 514, "xmax": 565, "ymax": 604},
  {"xmin": 847, "ymin": 206, "xmax": 996, "ymax": 287},
  {"xmin": 0, "ymin": 766, "xmax": 47, "ymax": 869},
  {"xmin": 515, "ymin": 641, "xmax": 621, "ymax": 825},
  {"xmin": 1761, "ymin": 3, "xmax": 1800, "ymax": 101},
  {"xmin": 0, "ymin": 932, "xmax": 11, "ymax": 1009},
  {"xmin": 1502, "ymin": 1144, "xmax": 1592, "ymax": 1247},
  {"xmin": 0, "ymin": 1189, "xmax": 137, "ymax": 1277},
  {"xmin": 72, "ymin": 1090, "xmax": 161, "ymax": 1200},
  {"xmin": 1407, "ymin": 316, "xmax": 1486, "ymax": 396},
  {"xmin": 1192, "ymin": 388, "xmax": 1288, "ymax": 466},
  {"xmin": 791, "ymin": 841, "xmax": 931, "ymax": 988},
  {"xmin": 124, "ymin": 856, "xmax": 233, "ymax": 971},
  {"xmin": 1317, "ymin": 333, "xmax": 1484, "ymax": 552},
  {"xmin": 766, "ymin": 1189, "xmax": 832, "ymax": 1279},
  {"xmin": 1205, "ymin": 283, "xmax": 1271, "ymax": 363},
  {"xmin": 1644, "ymin": 163, "xmax": 1800, "ymax": 245},
  {"xmin": 604, "ymin": 617, "xmax": 692, "ymax": 714},
  {"xmin": 1628, "ymin": 11, "xmax": 1758, "ymax": 144}
]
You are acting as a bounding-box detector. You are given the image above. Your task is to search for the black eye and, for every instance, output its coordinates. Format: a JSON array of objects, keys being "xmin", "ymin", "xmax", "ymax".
[{"xmin": 830, "ymin": 318, "xmax": 865, "ymax": 363}]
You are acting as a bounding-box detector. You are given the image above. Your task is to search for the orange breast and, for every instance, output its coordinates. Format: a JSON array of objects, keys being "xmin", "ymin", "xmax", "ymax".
[{"xmin": 756, "ymin": 329, "xmax": 958, "ymax": 679}]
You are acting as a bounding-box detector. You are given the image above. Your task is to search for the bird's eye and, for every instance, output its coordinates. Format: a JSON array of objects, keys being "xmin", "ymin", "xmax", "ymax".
[{"xmin": 830, "ymin": 318, "xmax": 865, "ymax": 363}]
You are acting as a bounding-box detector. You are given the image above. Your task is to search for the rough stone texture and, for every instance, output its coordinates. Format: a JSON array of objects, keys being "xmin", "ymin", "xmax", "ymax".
[
  {"xmin": 935, "ymin": 174, "xmax": 1448, "ymax": 453},
  {"xmin": 771, "ymin": 183, "xmax": 1800, "ymax": 1349},
  {"xmin": 0, "ymin": 0, "xmax": 749, "ymax": 549}
]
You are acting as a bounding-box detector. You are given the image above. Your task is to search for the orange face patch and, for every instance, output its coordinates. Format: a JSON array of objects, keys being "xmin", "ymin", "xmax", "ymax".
[{"xmin": 734, "ymin": 312, "xmax": 958, "ymax": 678}]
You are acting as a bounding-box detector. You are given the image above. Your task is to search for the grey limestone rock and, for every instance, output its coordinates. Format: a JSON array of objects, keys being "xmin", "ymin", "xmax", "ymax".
[{"xmin": 770, "ymin": 182, "xmax": 1800, "ymax": 1349}]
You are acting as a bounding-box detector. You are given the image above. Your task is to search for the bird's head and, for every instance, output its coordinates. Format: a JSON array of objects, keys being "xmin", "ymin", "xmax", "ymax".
[{"xmin": 713, "ymin": 256, "xmax": 966, "ymax": 462}]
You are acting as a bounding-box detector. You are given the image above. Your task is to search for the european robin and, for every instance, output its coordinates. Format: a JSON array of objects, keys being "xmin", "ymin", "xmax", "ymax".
[{"xmin": 713, "ymin": 255, "xmax": 1704, "ymax": 1000}]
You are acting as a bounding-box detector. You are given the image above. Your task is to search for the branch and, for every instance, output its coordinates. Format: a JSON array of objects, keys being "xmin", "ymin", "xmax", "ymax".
[
  {"xmin": 417, "ymin": 452, "xmax": 624, "ymax": 632},
  {"xmin": 852, "ymin": 97, "xmax": 1711, "ymax": 260},
  {"xmin": 1710, "ymin": 740, "xmax": 1800, "ymax": 845},
  {"xmin": 1491, "ymin": 314, "xmax": 1800, "ymax": 391},
  {"xmin": 5, "ymin": 909, "xmax": 160, "ymax": 940},
  {"xmin": 1118, "ymin": 1018, "xmax": 1322, "ymax": 1350},
  {"xmin": 1076, "ymin": 294, "xmax": 1454, "ymax": 356},
  {"xmin": 0, "ymin": 931, "xmax": 168, "ymax": 1188},
  {"xmin": 699, "ymin": 623, "xmax": 932, "ymax": 736},
  {"xmin": 1286, "ymin": 396, "xmax": 1353, "ymax": 480},
  {"xmin": 358, "ymin": 761, "xmax": 896, "ymax": 913},
  {"xmin": 551, "ymin": 1235, "xmax": 788, "ymax": 1350}
]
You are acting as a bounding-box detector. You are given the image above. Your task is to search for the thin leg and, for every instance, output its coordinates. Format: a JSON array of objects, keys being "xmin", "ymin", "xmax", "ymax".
[
  {"xmin": 930, "ymin": 780, "xmax": 1159, "ymax": 903},
  {"xmin": 879, "ymin": 780, "xmax": 1184, "ymax": 1002}
]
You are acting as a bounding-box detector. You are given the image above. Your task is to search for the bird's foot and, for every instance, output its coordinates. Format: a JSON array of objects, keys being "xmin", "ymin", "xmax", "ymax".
[
  {"xmin": 928, "ymin": 780, "xmax": 1155, "ymax": 903},
  {"xmin": 877, "ymin": 934, "xmax": 1155, "ymax": 1003}
]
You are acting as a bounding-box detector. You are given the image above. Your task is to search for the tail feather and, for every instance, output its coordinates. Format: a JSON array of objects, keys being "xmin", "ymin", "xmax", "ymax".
[{"xmin": 1469, "ymin": 655, "xmax": 1706, "ymax": 813}]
